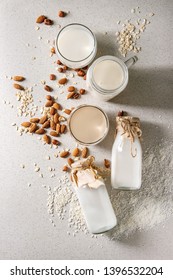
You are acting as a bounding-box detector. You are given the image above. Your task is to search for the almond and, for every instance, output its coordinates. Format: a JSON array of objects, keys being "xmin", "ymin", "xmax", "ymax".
[
  {"xmin": 50, "ymin": 130, "xmax": 58, "ymax": 137},
  {"xmin": 42, "ymin": 120, "xmax": 50, "ymax": 128},
  {"xmin": 44, "ymin": 18, "xmax": 53, "ymax": 25},
  {"xmin": 30, "ymin": 118, "xmax": 40, "ymax": 123},
  {"xmin": 52, "ymin": 139, "xmax": 59, "ymax": 146},
  {"xmin": 36, "ymin": 15, "xmax": 47, "ymax": 23},
  {"xmin": 53, "ymin": 113, "xmax": 59, "ymax": 124},
  {"xmin": 50, "ymin": 74, "xmax": 56, "ymax": 80},
  {"xmin": 62, "ymin": 165, "xmax": 69, "ymax": 172},
  {"xmin": 63, "ymin": 109, "xmax": 71, "ymax": 115},
  {"xmin": 29, "ymin": 123, "xmax": 38, "ymax": 133},
  {"xmin": 43, "ymin": 134, "xmax": 51, "ymax": 144},
  {"xmin": 39, "ymin": 115, "xmax": 48, "ymax": 124},
  {"xmin": 67, "ymin": 92, "xmax": 76, "ymax": 100},
  {"xmin": 46, "ymin": 95, "xmax": 52, "ymax": 100},
  {"xmin": 56, "ymin": 123, "xmax": 61, "ymax": 134},
  {"xmin": 50, "ymin": 47, "xmax": 55, "ymax": 54},
  {"xmin": 82, "ymin": 147, "xmax": 88, "ymax": 158},
  {"xmin": 53, "ymin": 102, "xmax": 61, "ymax": 110},
  {"xmin": 68, "ymin": 158, "xmax": 74, "ymax": 166},
  {"xmin": 58, "ymin": 11, "xmax": 66, "ymax": 17},
  {"xmin": 13, "ymin": 76, "xmax": 25, "ymax": 82},
  {"xmin": 67, "ymin": 86, "xmax": 75, "ymax": 92},
  {"xmin": 14, "ymin": 83, "xmax": 24, "ymax": 90},
  {"xmin": 35, "ymin": 128, "xmax": 46, "ymax": 134},
  {"xmin": 104, "ymin": 159, "xmax": 111, "ymax": 168},
  {"xmin": 57, "ymin": 60, "xmax": 62, "ymax": 65},
  {"xmin": 44, "ymin": 85, "xmax": 53, "ymax": 92},
  {"xmin": 50, "ymin": 120, "xmax": 56, "ymax": 130},
  {"xmin": 77, "ymin": 69, "xmax": 85, "ymax": 77},
  {"xmin": 72, "ymin": 147, "xmax": 80, "ymax": 157},
  {"xmin": 50, "ymin": 107, "xmax": 56, "ymax": 115},
  {"xmin": 45, "ymin": 100, "xmax": 53, "ymax": 107},
  {"xmin": 58, "ymin": 78, "xmax": 67, "ymax": 85},
  {"xmin": 79, "ymin": 88, "xmax": 86, "ymax": 94},
  {"xmin": 60, "ymin": 124, "xmax": 66, "ymax": 133},
  {"xmin": 21, "ymin": 122, "xmax": 31, "ymax": 128},
  {"xmin": 60, "ymin": 150, "xmax": 69, "ymax": 158}
]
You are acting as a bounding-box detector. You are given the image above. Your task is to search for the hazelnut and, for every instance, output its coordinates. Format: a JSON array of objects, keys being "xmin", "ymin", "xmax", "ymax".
[{"xmin": 58, "ymin": 11, "xmax": 66, "ymax": 17}]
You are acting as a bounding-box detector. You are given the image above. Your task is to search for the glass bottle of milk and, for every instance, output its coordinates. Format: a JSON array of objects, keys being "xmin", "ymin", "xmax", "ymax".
[
  {"xmin": 111, "ymin": 116, "xmax": 142, "ymax": 190},
  {"xmin": 71, "ymin": 157, "xmax": 117, "ymax": 234}
]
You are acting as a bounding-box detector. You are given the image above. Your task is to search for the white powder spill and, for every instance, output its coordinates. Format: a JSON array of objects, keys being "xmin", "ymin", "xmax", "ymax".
[
  {"xmin": 109, "ymin": 141, "xmax": 173, "ymax": 239},
  {"xmin": 46, "ymin": 140, "xmax": 173, "ymax": 239}
]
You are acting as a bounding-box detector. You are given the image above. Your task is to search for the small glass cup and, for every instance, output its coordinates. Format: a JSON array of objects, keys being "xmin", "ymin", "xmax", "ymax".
[
  {"xmin": 86, "ymin": 55, "xmax": 138, "ymax": 101},
  {"xmin": 68, "ymin": 105, "xmax": 109, "ymax": 145},
  {"xmin": 55, "ymin": 23, "xmax": 97, "ymax": 69}
]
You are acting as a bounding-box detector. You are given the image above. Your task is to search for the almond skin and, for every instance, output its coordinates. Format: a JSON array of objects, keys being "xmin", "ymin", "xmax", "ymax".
[
  {"xmin": 67, "ymin": 86, "xmax": 75, "ymax": 92},
  {"xmin": 14, "ymin": 83, "xmax": 24, "ymax": 90},
  {"xmin": 82, "ymin": 147, "xmax": 88, "ymax": 158},
  {"xmin": 58, "ymin": 67, "xmax": 64, "ymax": 73},
  {"xmin": 50, "ymin": 120, "xmax": 56, "ymax": 130},
  {"xmin": 52, "ymin": 139, "xmax": 59, "ymax": 145},
  {"xmin": 62, "ymin": 165, "xmax": 69, "ymax": 172},
  {"xmin": 35, "ymin": 128, "xmax": 46, "ymax": 134},
  {"xmin": 56, "ymin": 123, "xmax": 61, "ymax": 134},
  {"xmin": 53, "ymin": 102, "xmax": 61, "ymax": 110},
  {"xmin": 79, "ymin": 88, "xmax": 86, "ymax": 95},
  {"xmin": 44, "ymin": 85, "xmax": 53, "ymax": 92},
  {"xmin": 67, "ymin": 91, "xmax": 75, "ymax": 99},
  {"xmin": 60, "ymin": 151, "xmax": 69, "ymax": 158},
  {"xmin": 50, "ymin": 74, "xmax": 56, "ymax": 80},
  {"xmin": 53, "ymin": 113, "xmax": 59, "ymax": 124},
  {"xmin": 104, "ymin": 159, "xmax": 111, "ymax": 168},
  {"xmin": 60, "ymin": 124, "xmax": 66, "ymax": 133},
  {"xmin": 68, "ymin": 158, "xmax": 74, "ymax": 166},
  {"xmin": 39, "ymin": 115, "xmax": 48, "ymax": 124},
  {"xmin": 36, "ymin": 15, "xmax": 47, "ymax": 23},
  {"xmin": 21, "ymin": 122, "xmax": 31, "ymax": 128},
  {"xmin": 58, "ymin": 11, "xmax": 66, "ymax": 17},
  {"xmin": 46, "ymin": 95, "xmax": 52, "ymax": 100},
  {"xmin": 73, "ymin": 93, "xmax": 80, "ymax": 99},
  {"xmin": 45, "ymin": 100, "xmax": 53, "ymax": 107},
  {"xmin": 58, "ymin": 78, "xmax": 67, "ymax": 85},
  {"xmin": 50, "ymin": 107, "xmax": 56, "ymax": 115},
  {"xmin": 44, "ymin": 18, "xmax": 53, "ymax": 25},
  {"xmin": 63, "ymin": 109, "xmax": 71, "ymax": 115},
  {"xmin": 42, "ymin": 120, "xmax": 50, "ymax": 128},
  {"xmin": 72, "ymin": 147, "xmax": 80, "ymax": 157},
  {"xmin": 29, "ymin": 123, "xmax": 38, "ymax": 133},
  {"xmin": 30, "ymin": 118, "xmax": 40, "ymax": 123},
  {"xmin": 50, "ymin": 130, "xmax": 58, "ymax": 137},
  {"xmin": 13, "ymin": 76, "xmax": 25, "ymax": 82},
  {"xmin": 77, "ymin": 70, "xmax": 85, "ymax": 77},
  {"xmin": 57, "ymin": 60, "xmax": 62, "ymax": 65},
  {"xmin": 43, "ymin": 134, "xmax": 51, "ymax": 144}
]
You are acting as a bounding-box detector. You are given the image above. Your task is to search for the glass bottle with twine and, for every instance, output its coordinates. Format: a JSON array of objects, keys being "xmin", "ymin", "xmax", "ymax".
[{"xmin": 111, "ymin": 116, "xmax": 142, "ymax": 190}]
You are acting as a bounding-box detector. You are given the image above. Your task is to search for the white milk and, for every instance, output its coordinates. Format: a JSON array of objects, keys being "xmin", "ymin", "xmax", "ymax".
[
  {"xmin": 111, "ymin": 132, "xmax": 142, "ymax": 190},
  {"xmin": 58, "ymin": 26, "xmax": 95, "ymax": 61},
  {"xmin": 75, "ymin": 184, "xmax": 117, "ymax": 234},
  {"xmin": 69, "ymin": 106, "xmax": 108, "ymax": 144},
  {"xmin": 93, "ymin": 60, "xmax": 124, "ymax": 90}
]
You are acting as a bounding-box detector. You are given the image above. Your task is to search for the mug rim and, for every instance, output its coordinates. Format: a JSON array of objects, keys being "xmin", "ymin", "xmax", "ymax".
[
  {"xmin": 88, "ymin": 55, "xmax": 129, "ymax": 95},
  {"xmin": 55, "ymin": 23, "xmax": 97, "ymax": 63}
]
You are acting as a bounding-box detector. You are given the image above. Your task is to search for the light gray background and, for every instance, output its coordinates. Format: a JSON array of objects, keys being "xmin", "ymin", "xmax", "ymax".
[{"xmin": 0, "ymin": 0, "xmax": 173, "ymax": 259}]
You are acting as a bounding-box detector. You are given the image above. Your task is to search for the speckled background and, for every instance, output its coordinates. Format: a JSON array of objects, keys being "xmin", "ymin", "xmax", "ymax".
[{"xmin": 0, "ymin": 0, "xmax": 173, "ymax": 259}]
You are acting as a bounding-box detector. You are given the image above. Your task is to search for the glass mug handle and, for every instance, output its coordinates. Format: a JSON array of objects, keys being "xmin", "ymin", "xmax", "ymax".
[{"xmin": 125, "ymin": 56, "xmax": 138, "ymax": 68}]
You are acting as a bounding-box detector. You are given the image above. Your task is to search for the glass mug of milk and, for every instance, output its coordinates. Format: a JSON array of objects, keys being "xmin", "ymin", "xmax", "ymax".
[
  {"xmin": 68, "ymin": 105, "xmax": 109, "ymax": 145},
  {"xmin": 87, "ymin": 55, "xmax": 138, "ymax": 101},
  {"xmin": 55, "ymin": 23, "xmax": 97, "ymax": 68}
]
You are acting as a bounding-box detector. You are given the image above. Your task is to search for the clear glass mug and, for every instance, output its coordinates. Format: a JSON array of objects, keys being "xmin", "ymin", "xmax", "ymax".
[
  {"xmin": 86, "ymin": 55, "xmax": 138, "ymax": 101},
  {"xmin": 55, "ymin": 23, "xmax": 97, "ymax": 69}
]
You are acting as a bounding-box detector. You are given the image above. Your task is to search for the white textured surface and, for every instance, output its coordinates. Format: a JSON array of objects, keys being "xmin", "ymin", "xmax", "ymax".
[{"xmin": 0, "ymin": 0, "xmax": 173, "ymax": 259}]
